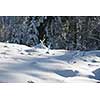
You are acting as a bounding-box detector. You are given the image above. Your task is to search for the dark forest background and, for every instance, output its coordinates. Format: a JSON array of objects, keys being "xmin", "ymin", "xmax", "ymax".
[{"xmin": 0, "ymin": 16, "xmax": 100, "ymax": 50}]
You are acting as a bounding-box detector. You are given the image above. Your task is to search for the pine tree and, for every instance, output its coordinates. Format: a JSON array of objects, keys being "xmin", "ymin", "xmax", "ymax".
[{"xmin": 0, "ymin": 16, "xmax": 100, "ymax": 50}]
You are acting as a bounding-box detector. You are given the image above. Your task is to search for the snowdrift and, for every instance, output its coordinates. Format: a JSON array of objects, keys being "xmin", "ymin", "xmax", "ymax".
[{"xmin": 0, "ymin": 42, "xmax": 100, "ymax": 83}]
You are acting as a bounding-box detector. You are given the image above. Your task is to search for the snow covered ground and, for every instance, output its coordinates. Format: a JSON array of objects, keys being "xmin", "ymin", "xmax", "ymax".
[{"xmin": 0, "ymin": 42, "xmax": 100, "ymax": 83}]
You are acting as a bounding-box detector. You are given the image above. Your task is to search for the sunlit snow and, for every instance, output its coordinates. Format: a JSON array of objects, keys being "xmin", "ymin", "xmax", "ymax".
[{"xmin": 0, "ymin": 42, "xmax": 100, "ymax": 83}]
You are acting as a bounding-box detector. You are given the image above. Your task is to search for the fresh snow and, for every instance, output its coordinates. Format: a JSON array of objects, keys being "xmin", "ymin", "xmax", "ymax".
[{"xmin": 0, "ymin": 42, "xmax": 100, "ymax": 83}]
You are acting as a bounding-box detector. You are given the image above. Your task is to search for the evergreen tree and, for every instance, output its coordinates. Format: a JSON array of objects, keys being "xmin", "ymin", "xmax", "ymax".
[{"xmin": 0, "ymin": 16, "xmax": 100, "ymax": 50}]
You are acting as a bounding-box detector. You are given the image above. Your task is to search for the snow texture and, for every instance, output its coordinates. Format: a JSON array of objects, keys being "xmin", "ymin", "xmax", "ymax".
[{"xmin": 0, "ymin": 42, "xmax": 100, "ymax": 83}]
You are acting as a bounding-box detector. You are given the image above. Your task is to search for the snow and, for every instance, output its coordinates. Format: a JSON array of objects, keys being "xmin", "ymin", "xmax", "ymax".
[{"xmin": 0, "ymin": 42, "xmax": 100, "ymax": 83}]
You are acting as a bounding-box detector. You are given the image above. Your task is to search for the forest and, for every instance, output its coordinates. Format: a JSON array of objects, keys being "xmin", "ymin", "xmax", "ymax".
[
  {"xmin": 0, "ymin": 16, "xmax": 100, "ymax": 83},
  {"xmin": 0, "ymin": 16, "xmax": 100, "ymax": 50}
]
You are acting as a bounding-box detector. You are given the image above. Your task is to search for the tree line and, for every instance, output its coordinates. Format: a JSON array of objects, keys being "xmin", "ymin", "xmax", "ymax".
[{"xmin": 0, "ymin": 16, "xmax": 100, "ymax": 50}]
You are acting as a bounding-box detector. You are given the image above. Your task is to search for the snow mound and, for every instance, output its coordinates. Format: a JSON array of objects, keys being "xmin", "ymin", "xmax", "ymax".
[{"xmin": 0, "ymin": 42, "xmax": 100, "ymax": 83}]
